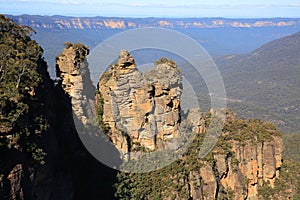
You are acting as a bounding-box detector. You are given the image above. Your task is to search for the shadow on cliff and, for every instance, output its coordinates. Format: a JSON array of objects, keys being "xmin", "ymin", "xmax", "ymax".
[
  {"xmin": 54, "ymin": 66, "xmax": 121, "ymax": 200},
  {"xmin": 0, "ymin": 147, "xmax": 32, "ymax": 200}
]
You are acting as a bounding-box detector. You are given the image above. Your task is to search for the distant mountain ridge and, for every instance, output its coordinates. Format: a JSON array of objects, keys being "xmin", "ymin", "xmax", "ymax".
[
  {"xmin": 217, "ymin": 31, "xmax": 300, "ymax": 133},
  {"xmin": 219, "ymin": 31, "xmax": 300, "ymax": 72},
  {"xmin": 5, "ymin": 14, "xmax": 300, "ymax": 30},
  {"xmin": 6, "ymin": 14, "xmax": 300, "ymax": 78},
  {"xmin": 3, "ymin": 14, "xmax": 300, "ymax": 133},
  {"xmin": 1, "ymin": 14, "xmax": 300, "ymax": 200}
]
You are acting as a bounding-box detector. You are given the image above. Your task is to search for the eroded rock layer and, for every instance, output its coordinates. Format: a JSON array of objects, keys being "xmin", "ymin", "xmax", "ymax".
[
  {"xmin": 185, "ymin": 112, "xmax": 283, "ymax": 200},
  {"xmin": 56, "ymin": 43, "xmax": 94, "ymax": 125},
  {"xmin": 97, "ymin": 51, "xmax": 182, "ymax": 158}
]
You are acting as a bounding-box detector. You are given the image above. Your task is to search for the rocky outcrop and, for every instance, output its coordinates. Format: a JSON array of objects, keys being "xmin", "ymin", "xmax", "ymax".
[
  {"xmin": 0, "ymin": 33, "xmax": 116, "ymax": 200},
  {"xmin": 115, "ymin": 108, "xmax": 284, "ymax": 199},
  {"xmin": 187, "ymin": 108, "xmax": 206, "ymax": 134},
  {"xmin": 98, "ymin": 51, "xmax": 182, "ymax": 158},
  {"xmin": 0, "ymin": 13, "xmax": 289, "ymax": 199},
  {"xmin": 184, "ymin": 113, "xmax": 284, "ymax": 200},
  {"xmin": 228, "ymin": 137, "xmax": 283, "ymax": 197},
  {"xmin": 55, "ymin": 43, "xmax": 118, "ymax": 199},
  {"xmin": 98, "ymin": 51, "xmax": 284, "ymax": 199},
  {"xmin": 56, "ymin": 43, "xmax": 94, "ymax": 125},
  {"xmin": 183, "ymin": 131, "xmax": 282, "ymax": 200},
  {"xmin": 0, "ymin": 164, "xmax": 28, "ymax": 200}
]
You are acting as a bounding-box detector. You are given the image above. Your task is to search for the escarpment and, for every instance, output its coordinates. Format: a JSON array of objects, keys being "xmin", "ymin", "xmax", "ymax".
[
  {"xmin": 186, "ymin": 110, "xmax": 284, "ymax": 199},
  {"xmin": 186, "ymin": 114, "xmax": 284, "ymax": 200},
  {"xmin": 101, "ymin": 52, "xmax": 286, "ymax": 199},
  {"xmin": 0, "ymin": 14, "xmax": 117, "ymax": 199},
  {"xmin": 115, "ymin": 110, "xmax": 285, "ymax": 200},
  {"xmin": 0, "ymin": 13, "xmax": 295, "ymax": 200},
  {"xmin": 97, "ymin": 50, "xmax": 182, "ymax": 158},
  {"xmin": 56, "ymin": 47, "xmax": 284, "ymax": 200}
]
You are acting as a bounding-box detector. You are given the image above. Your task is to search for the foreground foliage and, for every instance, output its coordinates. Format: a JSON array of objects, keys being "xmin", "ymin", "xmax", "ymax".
[{"xmin": 0, "ymin": 14, "xmax": 48, "ymax": 163}]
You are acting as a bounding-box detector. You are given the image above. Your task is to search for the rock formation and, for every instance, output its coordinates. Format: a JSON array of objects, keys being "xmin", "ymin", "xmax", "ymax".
[
  {"xmin": 97, "ymin": 51, "xmax": 182, "ymax": 159},
  {"xmin": 183, "ymin": 111, "xmax": 284, "ymax": 200},
  {"xmin": 0, "ymin": 32, "xmax": 116, "ymax": 200},
  {"xmin": 115, "ymin": 111, "xmax": 285, "ymax": 200},
  {"xmin": 188, "ymin": 136, "xmax": 283, "ymax": 200},
  {"xmin": 56, "ymin": 43, "xmax": 94, "ymax": 125},
  {"xmin": 0, "ymin": 14, "xmax": 292, "ymax": 199},
  {"xmin": 97, "ymin": 51, "xmax": 284, "ymax": 199}
]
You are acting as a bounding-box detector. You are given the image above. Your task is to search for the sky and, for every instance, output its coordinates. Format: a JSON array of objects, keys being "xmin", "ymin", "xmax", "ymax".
[{"xmin": 1, "ymin": 0, "xmax": 300, "ymax": 18}]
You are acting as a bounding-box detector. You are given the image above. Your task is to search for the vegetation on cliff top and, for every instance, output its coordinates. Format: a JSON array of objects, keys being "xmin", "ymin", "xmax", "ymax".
[
  {"xmin": 0, "ymin": 14, "xmax": 48, "ymax": 163},
  {"xmin": 62, "ymin": 42, "xmax": 89, "ymax": 63},
  {"xmin": 114, "ymin": 113, "xmax": 287, "ymax": 199},
  {"xmin": 1, "ymin": 14, "xmax": 300, "ymax": 199}
]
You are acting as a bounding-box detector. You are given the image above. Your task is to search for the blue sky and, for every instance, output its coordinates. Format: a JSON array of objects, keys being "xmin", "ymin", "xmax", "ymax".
[{"xmin": 1, "ymin": 0, "xmax": 300, "ymax": 18}]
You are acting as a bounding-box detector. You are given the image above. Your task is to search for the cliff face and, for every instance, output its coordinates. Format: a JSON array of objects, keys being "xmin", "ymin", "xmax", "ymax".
[
  {"xmin": 0, "ymin": 39, "xmax": 285, "ymax": 199},
  {"xmin": 107, "ymin": 52, "xmax": 285, "ymax": 200},
  {"xmin": 0, "ymin": 14, "xmax": 73, "ymax": 199},
  {"xmin": 0, "ymin": 14, "xmax": 290, "ymax": 200},
  {"xmin": 41, "ymin": 47, "xmax": 282, "ymax": 199},
  {"xmin": 56, "ymin": 43, "xmax": 94, "ymax": 126},
  {"xmin": 0, "ymin": 14, "xmax": 117, "ymax": 199},
  {"xmin": 98, "ymin": 51, "xmax": 182, "ymax": 158},
  {"xmin": 55, "ymin": 43, "xmax": 118, "ymax": 200},
  {"xmin": 0, "ymin": 58, "xmax": 73, "ymax": 200},
  {"xmin": 115, "ymin": 110, "xmax": 284, "ymax": 200},
  {"xmin": 187, "ymin": 136, "xmax": 283, "ymax": 200},
  {"xmin": 186, "ymin": 111, "xmax": 283, "ymax": 199},
  {"xmin": 8, "ymin": 15, "xmax": 300, "ymax": 30}
]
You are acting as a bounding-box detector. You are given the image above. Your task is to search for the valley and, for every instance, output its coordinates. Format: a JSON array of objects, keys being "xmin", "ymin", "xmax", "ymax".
[{"xmin": 1, "ymin": 14, "xmax": 300, "ymax": 200}]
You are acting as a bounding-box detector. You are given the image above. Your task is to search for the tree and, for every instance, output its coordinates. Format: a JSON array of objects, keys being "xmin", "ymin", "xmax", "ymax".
[{"xmin": 0, "ymin": 14, "xmax": 48, "ymax": 163}]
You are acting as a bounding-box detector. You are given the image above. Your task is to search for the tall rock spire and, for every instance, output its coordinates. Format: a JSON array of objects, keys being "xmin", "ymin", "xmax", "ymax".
[{"xmin": 97, "ymin": 51, "xmax": 182, "ymax": 159}]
